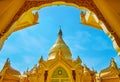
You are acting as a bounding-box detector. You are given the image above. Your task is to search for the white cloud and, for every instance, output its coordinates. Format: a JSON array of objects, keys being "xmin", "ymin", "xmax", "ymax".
[
  {"xmin": 81, "ymin": 56, "xmax": 110, "ymax": 72},
  {"xmin": 92, "ymin": 36, "xmax": 113, "ymax": 51},
  {"xmin": 76, "ymin": 31, "xmax": 91, "ymax": 43},
  {"xmin": 1, "ymin": 43, "xmax": 20, "ymax": 56},
  {"xmin": 23, "ymin": 56, "xmax": 33, "ymax": 64},
  {"xmin": 65, "ymin": 31, "xmax": 92, "ymax": 50},
  {"xmin": 73, "ymin": 44, "xmax": 86, "ymax": 50},
  {"xmin": 9, "ymin": 29, "xmax": 50, "ymax": 53},
  {"xmin": 67, "ymin": 30, "xmax": 114, "ymax": 51}
]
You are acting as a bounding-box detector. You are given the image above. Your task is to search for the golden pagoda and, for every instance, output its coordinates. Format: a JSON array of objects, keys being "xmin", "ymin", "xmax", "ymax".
[
  {"xmin": 20, "ymin": 29, "xmax": 95, "ymax": 82},
  {"xmin": 99, "ymin": 58, "xmax": 120, "ymax": 82},
  {"xmin": 22, "ymin": 29, "xmax": 95, "ymax": 82},
  {"xmin": 0, "ymin": 58, "xmax": 20, "ymax": 82},
  {"xmin": 0, "ymin": 29, "xmax": 120, "ymax": 82}
]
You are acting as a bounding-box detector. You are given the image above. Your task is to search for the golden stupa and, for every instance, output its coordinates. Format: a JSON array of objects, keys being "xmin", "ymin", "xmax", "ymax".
[{"xmin": 48, "ymin": 28, "xmax": 72, "ymax": 60}]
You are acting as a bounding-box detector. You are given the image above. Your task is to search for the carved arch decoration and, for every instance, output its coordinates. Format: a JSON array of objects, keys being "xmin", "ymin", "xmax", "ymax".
[
  {"xmin": 0, "ymin": 0, "xmax": 120, "ymax": 55},
  {"xmin": 51, "ymin": 66, "xmax": 70, "ymax": 82}
]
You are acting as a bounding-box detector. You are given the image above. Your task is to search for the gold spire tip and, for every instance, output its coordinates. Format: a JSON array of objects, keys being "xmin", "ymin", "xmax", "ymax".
[{"xmin": 58, "ymin": 27, "xmax": 62, "ymax": 36}]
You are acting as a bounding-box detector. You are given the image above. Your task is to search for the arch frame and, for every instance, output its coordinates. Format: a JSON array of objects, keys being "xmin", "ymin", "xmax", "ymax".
[{"xmin": 0, "ymin": 0, "xmax": 120, "ymax": 55}]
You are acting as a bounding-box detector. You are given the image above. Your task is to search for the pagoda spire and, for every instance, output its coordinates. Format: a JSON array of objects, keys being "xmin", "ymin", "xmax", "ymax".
[
  {"xmin": 58, "ymin": 27, "xmax": 62, "ymax": 37},
  {"xmin": 55, "ymin": 28, "xmax": 65, "ymax": 45},
  {"xmin": 76, "ymin": 56, "xmax": 82, "ymax": 64},
  {"xmin": 110, "ymin": 58, "xmax": 117, "ymax": 68},
  {"xmin": 3, "ymin": 58, "xmax": 10, "ymax": 69},
  {"xmin": 39, "ymin": 56, "xmax": 44, "ymax": 64}
]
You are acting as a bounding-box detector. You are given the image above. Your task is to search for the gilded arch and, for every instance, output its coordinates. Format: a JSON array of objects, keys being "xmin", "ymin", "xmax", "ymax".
[
  {"xmin": 51, "ymin": 66, "xmax": 70, "ymax": 82},
  {"xmin": 47, "ymin": 60, "xmax": 74, "ymax": 82},
  {"xmin": 0, "ymin": 0, "xmax": 120, "ymax": 55}
]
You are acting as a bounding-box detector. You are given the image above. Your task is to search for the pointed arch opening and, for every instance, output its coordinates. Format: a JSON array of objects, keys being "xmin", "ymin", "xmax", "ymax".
[{"xmin": 51, "ymin": 66, "xmax": 70, "ymax": 82}]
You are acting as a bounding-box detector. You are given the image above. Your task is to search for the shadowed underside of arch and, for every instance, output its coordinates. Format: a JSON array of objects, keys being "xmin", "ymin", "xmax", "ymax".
[{"xmin": 0, "ymin": 0, "xmax": 120, "ymax": 55}]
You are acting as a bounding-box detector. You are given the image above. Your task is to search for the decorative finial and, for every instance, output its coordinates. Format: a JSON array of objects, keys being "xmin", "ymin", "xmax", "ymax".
[
  {"xmin": 76, "ymin": 56, "xmax": 82, "ymax": 64},
  {"xmin": 4, "ymin": 58, "xmax": 10, "ymax": 68},
  {"xmin": 58, "ymin": 27, "xmax": 62, "ymax": 36},
  {"xmin": 6, "ymin": 58, "xmax": 10, "ymax": 63},
  {"xmin": 39, "ymin": 56, "xmax": 44, "ymax": 63},
  {"xmin": 110, "ymin": 58, "xmax": 117, "ymax": 68}
]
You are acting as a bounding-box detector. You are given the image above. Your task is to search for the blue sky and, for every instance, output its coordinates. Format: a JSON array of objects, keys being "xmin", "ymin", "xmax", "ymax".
[{"xmin": 0, "ymin": 5, "xmax": 119, "ymax": 73}]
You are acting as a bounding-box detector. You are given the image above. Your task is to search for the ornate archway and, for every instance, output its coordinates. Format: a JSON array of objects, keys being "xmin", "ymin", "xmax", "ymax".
[
  {"xmin": 0, "ymin": 0, "xmax": 120, "ymax": 56},
  {"xmin": 51, "ymin": 67, "xmax": 70, "ymax": 82}
]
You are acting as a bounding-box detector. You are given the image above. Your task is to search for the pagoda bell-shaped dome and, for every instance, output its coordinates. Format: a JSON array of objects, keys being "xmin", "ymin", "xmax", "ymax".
[{"xmin": 48, "ymin": 29, "xmax": 72, "ymax": 60}]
